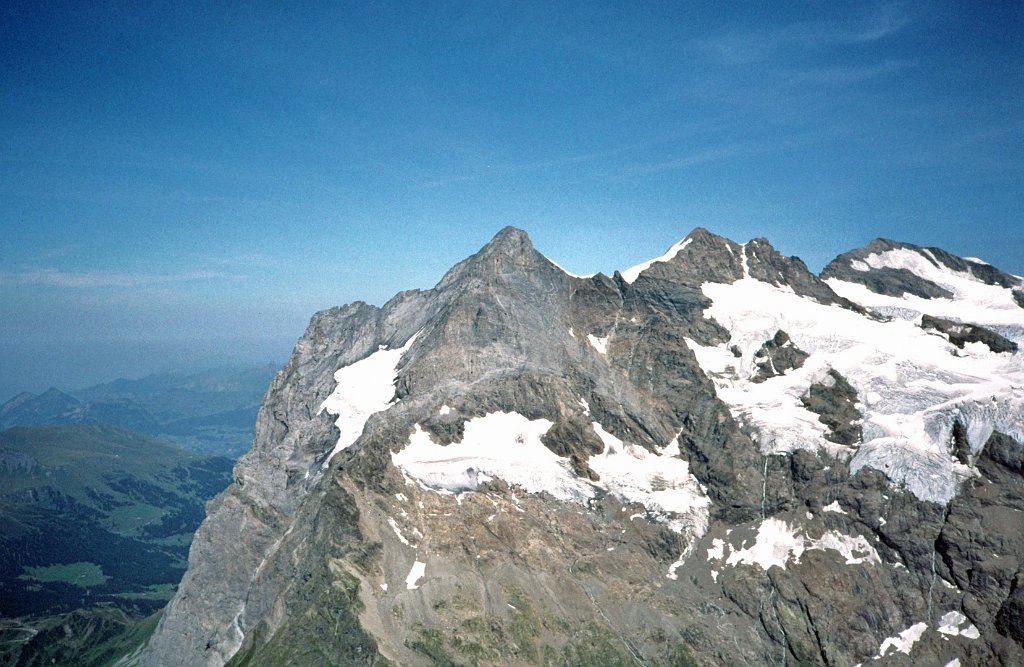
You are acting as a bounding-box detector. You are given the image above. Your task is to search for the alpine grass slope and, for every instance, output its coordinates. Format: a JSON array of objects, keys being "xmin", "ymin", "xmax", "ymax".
[{"xmin": 140, "ymin": 227, "xmax": 1024, "ymax": 666}]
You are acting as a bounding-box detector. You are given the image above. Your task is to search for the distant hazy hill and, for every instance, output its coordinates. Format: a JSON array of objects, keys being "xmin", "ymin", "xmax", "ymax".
[
  {"xmin": 0, "ymin": 422, "xmax": 232, "ymax": 665},
  {"xmin": 0, "ymin": 365, "xmax": 278, "ymax": 459}
]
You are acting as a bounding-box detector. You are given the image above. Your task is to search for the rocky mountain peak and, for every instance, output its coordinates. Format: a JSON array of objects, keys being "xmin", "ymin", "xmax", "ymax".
[
  {"xmin": 442, "ymin": 225, "xmax": 546, "ymax": 276},
  {"xmin": 140, "ymin": 227, "xmax": 1024, "ymax": 667},
  {"xmin": 619, "ymin": 228, "xmax": 862, "ymax": 313}
]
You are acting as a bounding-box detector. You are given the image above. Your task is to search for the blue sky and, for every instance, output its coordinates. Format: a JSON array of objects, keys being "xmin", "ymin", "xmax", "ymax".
[{"xmin": 1, "ymin": 1, "xmax": 1021, "ymax": 399}]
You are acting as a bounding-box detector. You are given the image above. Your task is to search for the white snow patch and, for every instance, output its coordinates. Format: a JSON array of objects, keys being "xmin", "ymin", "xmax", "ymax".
[
  {"xmin": 319, "ymin": 332, "xmax": 419, "ymax": 463},
  {"xmin": 877, "ymin": 622, "xmax": 928, "ymax": 657},
  {"xmin": 808, "ymin": 531, "xmax": 881, "ymax": 565},
  {"xmin": 725, "ymin": 518, "xmax": 804, "ymax": 570},
  {"xmin": 666, "ymin": 555, "xmax": 685, "ymax": 580},
  {"xmin": 937, "ymin": 611, "xmax": 980, "ymax": 639},
  {"xmin": 687, "ymin": 267, "xmax": 1024, "ymax": 503},
  {"xmin": 944, "ymin": 660, "xmax": 961, "ymax": 667},
  {"xmin": 621, "ymin": 237, "xmax": 693, "ymax": 284},
  {"xmin": 589, "ymin": 423, "xmax": 710, "ymax": 536},
  {"xmin": 439, "ymin": 404, "xmax": 452, "ymax": 416},
  {"xmin": 388, "ymin": 517, "xmax": 411, "ymax": 547},
  {"xmin": 393, "ymin": 413, "xmax": 593, "ymax": 500},
  {"xmin": 711, "ymin": 570, "xmax": 719, "ymax": 582},
  {"xmin": 405, "ymin": 561, "xmax": 426, "ymax": 590},
  {"xmin": 823, "ymin": 500, "xmax": 847, "ymax": 515},
  {"xmin": 713, "ymin": 518, "xmax": 880, "ymax": 571},
  {"xmin": 393, "ymin": 413, "xmax": 709, "ymax": 542},
  {"xmin": 380, "ymin": 583, "xmax": 388, "ymax": 591},
  {"xmin": 587, "ymin": 334, "xmax": 610, "ymax": 356}
]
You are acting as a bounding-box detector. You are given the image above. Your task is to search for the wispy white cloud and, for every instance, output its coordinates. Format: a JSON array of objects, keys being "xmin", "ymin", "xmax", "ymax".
[
  {"xmin": 0, "ymin": 269, "xmax": 235, "ymax": 289},
  {"xmin": 783, "ymin": 59, "xmax": 910, "ymax": 86},
  {"xmin": 624, "ymin": 129, "xmax": 833, "ymax": 176},
  {"xmin": 696, "ymin": 4, "xmax": 913, "ymax": 65}
]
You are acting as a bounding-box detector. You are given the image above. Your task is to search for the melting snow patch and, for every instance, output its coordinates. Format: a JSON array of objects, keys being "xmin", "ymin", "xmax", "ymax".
[
  {"xmin": 319, "ymin": 332, "xmax": 419, "ymax": 463},
  {"xmin": 405, "ymin": 561, "xmax": 426, "ymax": 590},
  {"xmin": 666, "ymin": 555, "xmax": 685, "ymax": 580},
  {"xmin": 589, "ymin": 423, "xmax": 709, "ymax": 536},
  {"xmin": 937, "ymin": 611, "xmax": 979, "ymax": 639},
  {"xmin": 713, "ymin": 518, "xmax": 880, "ymax": 571},
  {"xmin": 393, "ymin": 413, "xmax": 593, "ymax": 501},
  {"xmin": 725, "ymin": 518, "xmax": 804, "ymax": 570},
  {"xmin": 393, "ymin": 414, "xmax": 710, "ymax": 541},
  {"xmin": 387, "ymin": 518, "xmax": 411, "ymax": 547},
  {"xmin": 823, "ymin": 500, "xmax": 847, "ymax": 515},
  {"xmin": 587, "ymin": 334, "xmax": 609, "ymax": 356},
  {"xmin": 877, "ymin": 622, "xmax": 927, "ymax": 657}
]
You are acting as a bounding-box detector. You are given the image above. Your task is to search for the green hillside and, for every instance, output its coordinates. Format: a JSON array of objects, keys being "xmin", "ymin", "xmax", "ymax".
[{"xmin": 0, "ymin": 423, "xmax": 232, "ymax": 663}]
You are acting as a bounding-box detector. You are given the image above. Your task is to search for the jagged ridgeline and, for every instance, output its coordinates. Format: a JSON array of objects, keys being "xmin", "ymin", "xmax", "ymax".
[{"xmin": 139, "ymin": 228, "xmax": 1024, "ymax": 666}]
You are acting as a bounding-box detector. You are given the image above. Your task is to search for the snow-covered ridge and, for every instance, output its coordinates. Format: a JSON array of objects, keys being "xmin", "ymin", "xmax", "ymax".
[
  {"xmin": 542, "ymin": 253, "xmax": 594, "ymax": 279},
  {"xmin": 828, "ymin": 247, "xmax": 1024, "ymax": 341},
  {"xmin": 620, "ymin": 237, "xmax": 693, "ymax": 284},
  {"xmin": 319, "ymin": 332, "xmax": 419, "ymax": 463},
  {"xmin": 687, "ymin": 265, "xmax": 1024, "ymax": 503}
]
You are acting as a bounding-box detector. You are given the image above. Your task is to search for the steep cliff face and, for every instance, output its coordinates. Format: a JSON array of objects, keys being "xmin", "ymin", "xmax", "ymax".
[{"xmin": 141, "ymin": 228, "xmax": 1024, "ymax": 666}]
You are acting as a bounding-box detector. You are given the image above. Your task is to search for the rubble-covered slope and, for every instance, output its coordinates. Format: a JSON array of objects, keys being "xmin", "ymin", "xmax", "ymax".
[{"xmin": 140, "ymin": 228, "xmax": 1023, "ymax": 667}]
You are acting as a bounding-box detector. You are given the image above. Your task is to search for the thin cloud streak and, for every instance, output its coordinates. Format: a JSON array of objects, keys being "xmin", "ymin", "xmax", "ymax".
[
  {"xmin": 0, "ymin": 269, "xmax": 236, "ymax": 289},
  {"xmin": 696, "ymin": 6, "xmax": 913, "ymax": 65}
]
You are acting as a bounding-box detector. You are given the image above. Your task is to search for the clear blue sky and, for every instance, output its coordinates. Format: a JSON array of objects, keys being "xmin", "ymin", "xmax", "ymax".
[{"xmin": 1, "ymin": 1, "xmax": 1021, "ymax": 399}]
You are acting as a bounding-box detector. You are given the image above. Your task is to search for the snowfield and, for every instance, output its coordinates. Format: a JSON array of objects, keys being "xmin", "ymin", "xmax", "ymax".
[
  {"xmin": 686, "ymin": 245, "xmax": 1024, "ymax": 503},
  {"xmin": 392, "ymin": 411, "xmax": 710, "ymax": 541},
  {"xmin": 318, "ymin": 332, "xmax": 419, "ymax": 463}
]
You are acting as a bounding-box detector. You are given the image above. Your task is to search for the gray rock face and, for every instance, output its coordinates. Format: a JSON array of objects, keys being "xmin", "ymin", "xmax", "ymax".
[
  {"xmin": 921, "ymin": 314, "xmax": 1018, "ymax": 353},
  {"xmin": 141, "ymin": 227, "xmax": 1024, "ymax": 667}
]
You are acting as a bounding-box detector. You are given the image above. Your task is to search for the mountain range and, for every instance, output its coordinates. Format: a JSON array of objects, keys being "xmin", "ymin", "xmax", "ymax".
[
  {"xmin": 137, "ymin": 227, "xmax": 1023, "ymax": 666},
  {"xmin": 0, "ymin": 365, "xmax": 279, "ymax": 459}
]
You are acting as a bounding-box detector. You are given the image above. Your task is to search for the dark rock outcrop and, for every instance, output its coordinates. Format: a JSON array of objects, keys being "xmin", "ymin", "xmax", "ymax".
[
  {"xmin": 921, "ymin": 314, "xmax": 1018, "ymax": 353},
  {"xmin": 800, "ymin": 369, "xmax": 862, "ymax": 446},
  {"xmin": 751, "ymin": 330, "xmax": 809, "ymax": 383}
]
